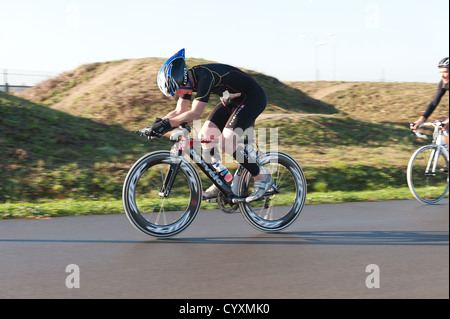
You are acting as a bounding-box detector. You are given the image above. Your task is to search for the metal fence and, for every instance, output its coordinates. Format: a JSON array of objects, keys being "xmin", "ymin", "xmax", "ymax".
[{"xmin": 0, "ymin": 69, "xmax": 59, "ymax": 93}]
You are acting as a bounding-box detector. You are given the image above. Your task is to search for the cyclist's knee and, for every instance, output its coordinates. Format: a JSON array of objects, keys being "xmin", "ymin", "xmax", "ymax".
[
  {"xmin": 220, "ymin": 128, "xmax": 240, "ymax": 155},
  {"xmin": 199, "ymin": 121, "xmax": 221, "ymax": 142}
]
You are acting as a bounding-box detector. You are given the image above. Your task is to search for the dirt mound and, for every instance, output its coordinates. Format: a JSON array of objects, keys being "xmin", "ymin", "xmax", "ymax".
[
  {"xmin": 20, "ymin": 58, "xmax": 336, "ymax": 129},
  {"xmin": 21, "ymin": 58, "xmax": 169, "ymax": 128}
]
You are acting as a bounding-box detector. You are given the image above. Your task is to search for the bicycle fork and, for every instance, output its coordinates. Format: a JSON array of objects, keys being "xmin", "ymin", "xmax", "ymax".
[
  {"xmin": 425, "ymin": 142, "xmax": 444, "ymax": 176},
  {"xmin": 158, "ymin": 161, "xmax": 181, "ymax": 198}
]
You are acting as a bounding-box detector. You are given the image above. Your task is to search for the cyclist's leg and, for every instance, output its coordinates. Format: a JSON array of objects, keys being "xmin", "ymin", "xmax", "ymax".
[
  {"xmin": 200, "ymin": 102, "xmax": 230, "ymax": 164},
  {"xmin": 443, "ymin": 117, "xmax": 449, "ymax": 173},
  {"xmin": 221, "ymin": 88, "xmax": 267, "ymax": 180},
  {"xmin": 443, "ymin": 116, "xmax": 449, "ymax": 148},
  {"xmin": 220, "ymin": 90, "xmax": 273, "ymax": 202},
  {"xmin": 200, "ymin": 103, "xmax": 232, "ymax": 198}
]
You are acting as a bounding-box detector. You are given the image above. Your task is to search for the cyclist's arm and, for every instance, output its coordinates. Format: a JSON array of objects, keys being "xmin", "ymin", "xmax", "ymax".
[
  {"xmin": 412, "ymin": 115, "xmax": 427, "ymax": 132},
  {"xmin": 422, "ymin": 80, "xmax": 446, "ymax": 119},
  {"xmin": 163, "ymin": 66, "xmax": 214, "ymax": 127},
  {"xmin": 167, "ymin": 99, "xmax": 207, "ymax": 128},
  {"xmin": 413, "ymin": 81, "xmax": 447, "ymax": 132},
  {"xmin": 164, "ymin": 97, "xmax": 191, "ymax": 119}
]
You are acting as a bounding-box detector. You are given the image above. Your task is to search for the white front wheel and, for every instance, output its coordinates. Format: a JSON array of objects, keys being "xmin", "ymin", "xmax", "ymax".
[{"xmin": 407, "ymin": 145, "xmax": 449, "ymax": 204}]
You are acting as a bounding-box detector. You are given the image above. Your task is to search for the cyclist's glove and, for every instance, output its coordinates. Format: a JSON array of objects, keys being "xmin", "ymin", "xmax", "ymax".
[{"xmin": 148, "ymin": 118, "xmax": 172, "ymax": 137}]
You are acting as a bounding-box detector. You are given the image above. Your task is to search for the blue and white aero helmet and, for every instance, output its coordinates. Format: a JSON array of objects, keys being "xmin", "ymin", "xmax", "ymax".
[
  {"xmin": 157, "ymin": 49, "xmax": 188, "ymax": 97},
  {"xmin": 438, "ymin": 57, "xmax": 449, "ymax": 68}
]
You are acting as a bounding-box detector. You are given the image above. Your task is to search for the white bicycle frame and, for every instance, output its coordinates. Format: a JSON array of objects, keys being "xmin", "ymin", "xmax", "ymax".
[{"xmin": 414, "ymin": 121, "xmax": 449, "ymax": 175}]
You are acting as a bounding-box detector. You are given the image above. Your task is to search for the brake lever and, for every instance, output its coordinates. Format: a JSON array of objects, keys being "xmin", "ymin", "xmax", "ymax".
[
  {"xmin": 136, "ymin": 128, "xmax": 152, "ymax": 138},
  {"xmin": 415, "ymin": 132, "xmax": 428, "ymax": 139},
  {"xmin": 410, "ymin": 123, "xmax": 427, "ymax": 139},
  {"xmin": 135, "ymin": 129, "xmax": 147, "ymax": 136}
]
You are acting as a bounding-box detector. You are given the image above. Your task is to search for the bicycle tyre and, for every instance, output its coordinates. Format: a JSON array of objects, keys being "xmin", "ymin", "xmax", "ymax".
[
  {"xmin": 123, "ymin": 151, "xmax": 202, "ymax": 238},
  {"xmin": 237, "ymin": 151, "xmax": 307, "ymax": 232},
  {"xmin": 407, "ymin": 145, "xmax": 449, "ymax": 204}
]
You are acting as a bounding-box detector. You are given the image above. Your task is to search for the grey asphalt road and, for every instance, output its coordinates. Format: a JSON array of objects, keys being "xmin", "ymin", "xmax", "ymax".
[{"xmin": 0, "ymin": 199, "xmax": 448, "ymax": 299}]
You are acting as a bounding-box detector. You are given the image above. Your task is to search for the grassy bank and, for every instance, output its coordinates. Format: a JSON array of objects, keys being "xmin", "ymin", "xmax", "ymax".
[
  {"xmin": 2, "ymin": 57, "xmax": 448, "ymax": 219},
  {"xmin": 0, "ymin": 187, "xmax": 419, "ymax": 220},
  {"xmin": 0, "ymin": 90, "xmax": 423, "ymax": 203}
]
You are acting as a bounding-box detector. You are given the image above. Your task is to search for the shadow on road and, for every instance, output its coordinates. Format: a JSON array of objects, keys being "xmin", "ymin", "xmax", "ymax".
[{"xmin": 1, "ymin": 230, "xmax": 448, "ymax": 246}]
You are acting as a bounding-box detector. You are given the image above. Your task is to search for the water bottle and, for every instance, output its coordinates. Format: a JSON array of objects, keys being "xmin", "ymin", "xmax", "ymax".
[{"xmin": 214, "ymin": 162, "xmax": 233, "ymax": 183}]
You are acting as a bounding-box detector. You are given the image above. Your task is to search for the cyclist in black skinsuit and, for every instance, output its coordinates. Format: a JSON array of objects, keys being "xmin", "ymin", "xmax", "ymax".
[
  {"xmin": 183, "ymin": 63, "xmax": 267, "ymax": 136},
  {"xmin": 413, "ymin": 57, "xmax": 449, "ymax": 148},
  {"xmin": 150, "ymin": 49, "xmax": 272, "ymax": 202}
]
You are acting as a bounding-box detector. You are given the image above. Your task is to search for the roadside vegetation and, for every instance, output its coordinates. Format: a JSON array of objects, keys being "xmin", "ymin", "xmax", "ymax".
[{"xmin": 0, "ymin": 58, "xmax": 448, "ymax": 218}]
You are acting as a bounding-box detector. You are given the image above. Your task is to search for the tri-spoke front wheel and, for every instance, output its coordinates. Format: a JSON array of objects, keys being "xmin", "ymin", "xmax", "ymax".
[{"xmin": 123, "ymin": 151, "xmax": 202, "ymax": 238}]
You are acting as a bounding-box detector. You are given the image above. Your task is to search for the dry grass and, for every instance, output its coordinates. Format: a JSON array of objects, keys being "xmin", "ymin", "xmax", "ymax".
[
  {"xmin": 288, "ymin": 81, "xmax": 449, "ymax": 123},
  {"xmin": 5, "ymin": 57, "xmax": 448, "ymax": 204}
]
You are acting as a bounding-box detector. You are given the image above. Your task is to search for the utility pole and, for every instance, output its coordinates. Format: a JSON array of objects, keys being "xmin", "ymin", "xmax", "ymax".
[{"xmin": 3, "ymin": 69, "xmax": 9, "ymax": 93}]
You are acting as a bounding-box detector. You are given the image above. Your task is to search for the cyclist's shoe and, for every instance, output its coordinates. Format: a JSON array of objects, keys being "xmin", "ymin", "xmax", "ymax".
[
  {"xmin": 441, "ymin": 165, "xmax": 449, "ymax": 173},
  {"xmin": 245, "ymin": 174, "xmax": 274, "ymax": 203},
  {"xmin": 203, "ymin": 184, "xmax": 219, "ymax": 200}
]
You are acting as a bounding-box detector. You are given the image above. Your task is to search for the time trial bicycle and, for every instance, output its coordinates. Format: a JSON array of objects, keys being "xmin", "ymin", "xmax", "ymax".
[{"xmin": 122, "ymin": 123, "xmax": 307, "ymax": 238}]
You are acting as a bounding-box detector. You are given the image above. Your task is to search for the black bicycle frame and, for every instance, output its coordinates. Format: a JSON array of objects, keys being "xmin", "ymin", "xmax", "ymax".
[
  {"xmin": 158, "ymin": 142, "xmax": 238, "ymax": 205},
  {"xmin": 187, "ymin": 147, "xmax": 236, "ymax": 202},
  {"xmin": 158, "ymin": 121, "xmax": 258, "ymax": 204}
]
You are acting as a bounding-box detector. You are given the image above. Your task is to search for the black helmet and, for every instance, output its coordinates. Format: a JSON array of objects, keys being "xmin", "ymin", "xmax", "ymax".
[{"xmin": 438, "ymin": 57, "xmax": 449, "ymax": 68}]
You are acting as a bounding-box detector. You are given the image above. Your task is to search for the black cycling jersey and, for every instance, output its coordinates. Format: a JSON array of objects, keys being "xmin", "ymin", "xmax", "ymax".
[
  {"xmin": 182, "ymin": 64, "xmax": 267, "ymax": 133},
  {"xmin": 183, "ymin": 64, "xmax": 263, "ymax": 102},
  {"xmin": 182, "ymin": 64, "xmax": 267, "ymax": 177},
  {"xmin": 423, "ymin": 79, "xmax": 449, "ymax": 119}
]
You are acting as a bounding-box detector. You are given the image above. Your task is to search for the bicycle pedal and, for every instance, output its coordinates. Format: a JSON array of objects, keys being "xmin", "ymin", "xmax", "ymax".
[{"xmin": 231, "ymin": 197, "xmax": 247, "ymax": 204}]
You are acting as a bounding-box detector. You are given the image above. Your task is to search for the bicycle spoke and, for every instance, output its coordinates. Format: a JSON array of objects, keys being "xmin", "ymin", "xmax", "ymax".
[
  {"xmin": 155, "ymin": 198, "xmax": 166, "ymax": 225},
  {"xmin": 261, "ymin": 201, "xmax": 274, "ymax": 220},
  {"xmin": 274, "ymin": 168, "xmax": 288, "ymax": 189}
]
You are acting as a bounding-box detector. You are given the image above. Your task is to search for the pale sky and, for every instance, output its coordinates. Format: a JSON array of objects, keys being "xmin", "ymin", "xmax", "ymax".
[{"xmin": 1, "ymin": 0, "xmax": 449, "ymax": 82}]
